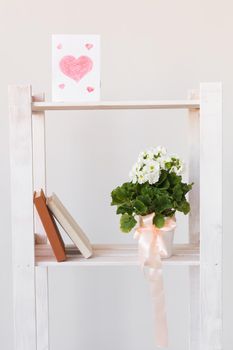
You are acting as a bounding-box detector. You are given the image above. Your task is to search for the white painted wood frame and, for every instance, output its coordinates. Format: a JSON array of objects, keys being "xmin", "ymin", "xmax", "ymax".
[
  {"xmin": 188, "ymin": 89, "xmax": 200, "ymax": 350},
  {"xmin": 36, "ymin": 267, "xmax": 50, "ymax": 350},
  {"xmin": 200, "ymin": 83, "xmax": 222, "ymax": 350},
  {"xmin": 9, "ymin": 83, "xmax": 222, "ymax": 350},
  {"xmin": 35, "ymin": 243, "xmax": 199, "ymax": 266},
  {"xmin": 32, "ymin": 99, "xmax": 200, "ymax": 111},
  {"xmin": 32, "ymin": 94, "xmax": 50, "ymax": 349},
  {"xmin": 32, "ymin": 93, "xmax": 47, "ymax": 244},
  {"xmin": 9, "ymin": 85, "xmax": 37, "ymax": 350}
]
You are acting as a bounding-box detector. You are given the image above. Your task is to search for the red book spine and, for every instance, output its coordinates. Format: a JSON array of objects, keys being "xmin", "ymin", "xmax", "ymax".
[{"xmin": 34, "ymin": 190, "xmax": 66, "ymax": 262}]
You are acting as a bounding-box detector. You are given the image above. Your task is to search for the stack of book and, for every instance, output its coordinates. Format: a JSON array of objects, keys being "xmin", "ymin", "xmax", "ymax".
[{"xmin": 34, "ymin": 189, "xmax": 93, "ymax": 262}]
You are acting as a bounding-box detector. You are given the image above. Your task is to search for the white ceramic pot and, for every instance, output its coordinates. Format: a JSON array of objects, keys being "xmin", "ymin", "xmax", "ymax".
[
  {"xmin": 139, "ymin": 213, "xmax": 176, "ymax": 259},
  {"xmin": 158, "ymin": 227, "xmax": 175, "ymax": 258}
]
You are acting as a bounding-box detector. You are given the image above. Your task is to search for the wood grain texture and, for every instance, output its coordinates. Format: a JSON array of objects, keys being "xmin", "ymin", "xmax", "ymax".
[
  {"xmin": 32, "ymin": 100, "xmax": 50, "ymax": 349},
  {"xmin": 188, "ymin": 89, "xmax": 200, "ymax": 350},
  {"xmin": 188, "ymin": 90, "xmax": 200, "ymax": 245},
  {"xmin": 35, "ymin": 243, "xmax": 200, "ymax": 267},
  {"xmin": 32, "ymin": 94, "xmax": 47, "ymax": 244},
  {"xmin": 32, "ymin": 99, "xmax": 200, "ymax": 111},
  {"xmin": 200, "ymin": 83, "xmax": 222, "ymax": 350},
  {"xmin": 9, "ymin": 85, "xmax": 37, "ymax": 350},
  {"xmin": 189, "ymin": 266, "xmax": 200, "ymax": 349},
  {"xmin": 36, "ymin": 267, "xmax": 49, "ymax": 350}
]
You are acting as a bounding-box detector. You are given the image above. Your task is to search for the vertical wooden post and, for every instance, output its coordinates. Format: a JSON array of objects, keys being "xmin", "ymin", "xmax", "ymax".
[
  {"xmin": 188, "ymin": 90, "xmax": 200, "ymax": 350},
  {"xmin": 32, "ymin": 93, "xmax": 47, "ymax": 244},
  {"xmin": 32, "ymin": 93, "xmax": 50, "ymax": 349},
  {"xmin": 9, "ymin": 85, "xmax": 37, "ymax": 350},
  {"xmin": 200, "ymin": 83, "xmax": 222, "ymax": 350},
  {"xmin": 36, "ymin": 267, "xmax": 50, "ymax": 350}
]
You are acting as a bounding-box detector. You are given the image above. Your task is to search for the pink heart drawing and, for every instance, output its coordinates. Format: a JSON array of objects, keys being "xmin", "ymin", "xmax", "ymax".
[
  {"xmin": 59, "ymin": 55, "xmax": 93, "ymax": 83},
  {"xmin": 87, "ymin": 86, "xmax": 94, "ymax": 93},
  {"xmin": 58, "ymin": 83, "xmax": 65, "ymax": 89},
  {"xmin": 85, "ymin": 43, "xmax": 93, "ymax": 50},
  {"xmin": 57, "ymin": 43, "xmax": 62, "ymax": 50}
]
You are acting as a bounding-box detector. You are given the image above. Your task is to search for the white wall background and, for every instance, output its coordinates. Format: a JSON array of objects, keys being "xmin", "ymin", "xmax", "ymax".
[{"xmin": 0, "ymin": 0, "xmax": 232, "ymax": 349}]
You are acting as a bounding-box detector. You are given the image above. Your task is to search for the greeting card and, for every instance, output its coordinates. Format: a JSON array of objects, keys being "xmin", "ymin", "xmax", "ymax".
[{"xmin": 52, "ymin": 35, "xmax": 100, "ymax": 101}]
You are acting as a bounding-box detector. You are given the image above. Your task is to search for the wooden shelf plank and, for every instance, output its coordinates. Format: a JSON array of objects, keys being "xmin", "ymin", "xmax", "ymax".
[
  {"xmin": 35, "ymin": 243, "xmax": 199, "ymax": 267},
  {"xmin": 32, "ymin": 100, "xmax": 200, "ymax": 111}
]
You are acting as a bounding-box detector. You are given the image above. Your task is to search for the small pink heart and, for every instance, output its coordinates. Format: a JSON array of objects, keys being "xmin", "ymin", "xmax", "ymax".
[
  {"xmin": 85, "ymin": 43, "xmax": 93, "ymax": 50},
  {"xmin": 57, "ymin": 43, "xmax": 62, "ymax": 50},
  {"xmin": 60, "ymin": 55, "xmax": 93, "ymax": 83},
  {"xmin": 58, "ymin": 83, "xmax": 65, "ymax": 89},
  {"xmin": 87, "ymin": 86, "xmax": 94, "ymax": 93}
]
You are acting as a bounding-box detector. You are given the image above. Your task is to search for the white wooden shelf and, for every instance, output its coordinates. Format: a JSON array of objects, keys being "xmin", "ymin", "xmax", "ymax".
[
  {"xmin": 35, "ymin": 243, "xmax": 199, "ymax": 267},
  {"xmin": 9, "ymin": 83, "xmax": 222, "ymax": 350},
  {"xmin": 32, "ymin": 99, "xmax": 200, "ymax": 111}
]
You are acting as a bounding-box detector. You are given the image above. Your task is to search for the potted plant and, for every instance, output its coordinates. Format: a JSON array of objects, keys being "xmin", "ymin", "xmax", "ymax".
[{"xmin": 111, "ymin": 146, "xmax": 193, "ymax": 258}]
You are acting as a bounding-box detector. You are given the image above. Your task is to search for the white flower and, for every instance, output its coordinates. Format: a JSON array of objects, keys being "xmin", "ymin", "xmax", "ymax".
[
  {"xmin": 129, "ymin": 172, "xmax": 138, "ymax": 184},
  {"xmin": 169, "ymin": 156, "xmax": 185, "ymax": 175},
  {"xmin": 137, "ymin": 171, "xmax": 147, "ymax": 184},
  {"xmin": 146, "ymin": 149, "xmax": 155, "ymax": 161},
  {"xmin": 159, "ymin": 156, "xmax": 171, "ymax": 170},
  {"xmin": 147, "ymin": 171, "xmax": 160, "ymax": 184},
  {"xmin": 132, "ymin": 162, "xmax": 140, "ymax": 173},
  {"xmin": 137, "ymin": 157, "xmax": 144, "ymax": 167},
  {"xmin": 179, "ymin": 160, "xmax": 185, "ymax": 174},
  {"xmin": 144, "ymin": 160, "xmax": 160, "ymax": 184},
  {"xmin": 129, "ymin": 146, "xmax": 185, "ymax": 185},
  {"xmin": 129, "ymin": 162, "xmax": 140, "ymax": 183},
  {"xmin": 138, "ymin": 149, "xmax": 153, "ymax": 164},
  {"xmin": 170, "ymin": 162, "xmax": 185, "ymax": 175},
  {"xmin": 154, "ymin": 146, "xmax": 167, "ymax": 157},
  {"xmin": 145, "ymin": 160, "xmax": 160, "ymax": 174},
  {"xmin": 138, "ymin": 151, "xmax": 147, "ymax": 163}
]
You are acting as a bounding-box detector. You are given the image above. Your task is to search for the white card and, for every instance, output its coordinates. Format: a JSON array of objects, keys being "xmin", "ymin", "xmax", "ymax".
[{"xmin": 52, "ymin": 35, "xmax": 100, "ymax": 102}]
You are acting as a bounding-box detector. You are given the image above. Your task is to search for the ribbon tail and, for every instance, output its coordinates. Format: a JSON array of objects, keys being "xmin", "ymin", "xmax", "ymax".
[
  {"xmin": 149, "ymin": 262, "xmax": 168, "ymax": 348},
  {"xmin": 136, "ymin": 229, "xmax": 168, "ymax": 348}
]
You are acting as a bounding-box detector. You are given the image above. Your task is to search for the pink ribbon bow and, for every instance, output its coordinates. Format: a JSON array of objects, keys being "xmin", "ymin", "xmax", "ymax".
[{"xmin": 134, "ymin": 214, "xmax": 176, "ymax": 348}]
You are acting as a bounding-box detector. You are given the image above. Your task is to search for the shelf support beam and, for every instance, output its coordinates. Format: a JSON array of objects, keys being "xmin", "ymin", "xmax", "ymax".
[
  {"xmin": 200, "ymin": 83, "xmax": 222, "ymax": 350},
  {"xmin": 9, "ymin": 85, "xmax": 37, "ymax": 350},
  {"xmin": 188, "ymin": 89, "xmax": 200, "ymax": 350},
  {"xmin": 36, "ymin": 267, "xmax": 49, "ymax": 350},
  {"xmin": 32, "ymin": 93, "xmax": 47, "ymax": 244},
  {"xmin": 31, "ymin": 100, "xmax": 200, "ymax": 111}
]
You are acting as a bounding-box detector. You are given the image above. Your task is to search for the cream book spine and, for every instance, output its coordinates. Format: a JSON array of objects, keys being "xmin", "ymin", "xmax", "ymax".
[{"xmin": 47, "ymin": 193, "xmax": 93, "ymax": 258}]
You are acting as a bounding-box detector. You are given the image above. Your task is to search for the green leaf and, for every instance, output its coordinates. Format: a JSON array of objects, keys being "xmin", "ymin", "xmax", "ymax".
[
  {"xmin": 111, "ymin": 182, "xmax": 135, "ymax": 205},
  {"xmin": 133, "ymin": 199, "xmax": 147, "ymax": 215},
  {"xmin": 116, "ymin": 204, "xmax": 133, "ymax": 215},
  {"xmin": 120, "ymin": 214, "xmax": 137, "ymax": 233},
  {"xmin": 168, "ymin": 172, "xmax": 181, "ymax": 186},
  {"xmin": 153, "ymin": 214, "xmax": 165, "ymax": 228},
  {"xmin": 159, "ymin": 178, "xmax": 170, "ymax": 190},
  {"xmin": 181, "ymin": 182, "xmax": 193, "ymax": 195},
  {"xmin": 111, "ymin": 187, "xmax": 126, "ymax": 205},
  {"xmin": 156, "ymin": 170, "xmax": 167, "ymax": 186},
  {"xmin": 178, "ymin": 201, "xmax": 190, "ymax": 214},
  {"xmin": 111, "ymin": 171, "xmax": 193, "ymax": 231},
  {"xmin": 141, "ymin": 183, "xmax": 154, "ymax": 197},
  {"xmin": 137, "ymin": 194, "xmax": 151, "ymax": 207},
  {"xmin": 172, "ymin": 184, "xmax": 183, "ymax": 201},
  {"xmin": 152, "ymin": 194, "xmax": 172, "ymax": 213},
  {"xmin": 162, "ymin": 209, "xmax": 175, "ymax": 217}
]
